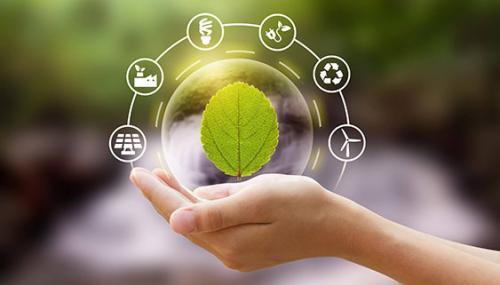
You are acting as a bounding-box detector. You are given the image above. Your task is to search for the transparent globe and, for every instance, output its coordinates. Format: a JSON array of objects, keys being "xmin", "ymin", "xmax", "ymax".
[{"xmin": 162, "ymin": 59, "xmax": 313, "ymax": 189}]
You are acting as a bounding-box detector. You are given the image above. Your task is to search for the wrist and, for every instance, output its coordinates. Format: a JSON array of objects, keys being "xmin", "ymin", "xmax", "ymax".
[{"xmin": 321, "ymin": 192, "xmax": 387, "ymax": 260}]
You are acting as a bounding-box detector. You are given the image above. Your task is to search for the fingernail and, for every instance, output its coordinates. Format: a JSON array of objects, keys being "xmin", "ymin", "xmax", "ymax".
[{"xmin": 171, "ymin": 209, "xmax": 196, "ymax": 234}]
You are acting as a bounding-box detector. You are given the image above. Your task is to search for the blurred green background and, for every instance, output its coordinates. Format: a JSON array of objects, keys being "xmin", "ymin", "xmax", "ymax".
[
  {"xmin": 2, "ymin": 0, "xmax": 498, "ymax": 127},
  {"xmin": 1, "ymin": 0, "xmax": 499, "ymax": 284}
]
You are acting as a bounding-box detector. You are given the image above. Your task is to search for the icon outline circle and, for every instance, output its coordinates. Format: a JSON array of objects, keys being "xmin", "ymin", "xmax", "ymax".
[
  {"xmin": 186, "ymin": 13, "xmax": 225, "ymax": 51},
  {"xmin": 126, "ymin": 58, "xmax": 164, "ymax": 96},
  {"xmin": 313, "ymin": 55, "xmax": 351, "ymax": 93},
  {"xmin": 259, "ymin": 13, "xmax": 297, "ymax": 52},
  {"xmin": 109, "ymin": 124, "xmax": 148, "ymax": 163},
  {"xmin": 328, "ymin": 124, "xmax": 366, "ymax": 162}
]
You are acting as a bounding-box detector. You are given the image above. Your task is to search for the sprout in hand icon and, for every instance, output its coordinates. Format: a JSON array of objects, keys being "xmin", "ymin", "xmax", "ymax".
[{"xmin": 199, "ymin": 18, "xmax": 213, "ymax": 46}]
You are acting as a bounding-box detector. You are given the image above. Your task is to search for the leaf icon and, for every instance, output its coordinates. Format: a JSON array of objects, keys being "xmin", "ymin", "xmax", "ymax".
[
  {"xmin": 201, "ymin": 82, "xmax": 279, "ymax": 179},
  {"xmin": 281, "ymin": 25, "xmax": 291, "ymax": 32},
  {"xmin": 135, "ymin": 65, "xmax": 141, "ymax": 71},
  {"xmin": 278, "ymin": 21, "xmax": 283, "ymax": 28}
]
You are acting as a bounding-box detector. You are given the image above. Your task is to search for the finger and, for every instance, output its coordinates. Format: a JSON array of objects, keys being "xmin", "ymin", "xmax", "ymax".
[
  {"xmin": 169, "ymin": 193, "xmax": 267, "ymax": 234},
  {"xmin": 130, "ymin": 168, "xmax": 192, "ymax": 219},
  {"xmin": 152, "ymin": 168, "xmax": 182, "ymax": 191},
  {"xmin": 193, "ymin": 181, "xmax": 249, "ymax": 200},
  {"xmin": 152, "ymin": 168, "xmax": 201, "ymax": 203},
  {"xmin": 193, "ymin": 184, "xmax": 234, "ymax": 200}
]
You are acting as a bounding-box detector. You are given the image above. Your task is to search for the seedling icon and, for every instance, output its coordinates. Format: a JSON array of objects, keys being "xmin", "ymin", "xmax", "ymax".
[{"xmin": 135, "ymin": 65, "xmax": 145, "ymax": 77}]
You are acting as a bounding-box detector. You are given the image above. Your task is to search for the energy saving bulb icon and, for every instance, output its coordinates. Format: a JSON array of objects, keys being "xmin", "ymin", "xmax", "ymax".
[{"xmin": 199, "ymin": 17, "xmax": 213, "ymax": 45}]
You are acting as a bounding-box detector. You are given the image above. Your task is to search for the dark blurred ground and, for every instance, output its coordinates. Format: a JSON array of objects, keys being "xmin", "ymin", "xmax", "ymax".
[{"xmin": 0, "ymin": 1, "xmax": 499, "ymax": 284}]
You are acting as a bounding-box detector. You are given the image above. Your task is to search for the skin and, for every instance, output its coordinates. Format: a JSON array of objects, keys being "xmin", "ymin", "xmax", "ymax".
[{"xmin": 130, "ymin": 168, "xmax": 500, "ymax": 285}]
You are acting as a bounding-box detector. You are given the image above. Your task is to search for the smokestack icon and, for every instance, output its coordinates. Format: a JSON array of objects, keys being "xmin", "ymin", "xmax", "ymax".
[{"xmin": 199, "ymin": 18, "xmax": 213, "ymax": 45}]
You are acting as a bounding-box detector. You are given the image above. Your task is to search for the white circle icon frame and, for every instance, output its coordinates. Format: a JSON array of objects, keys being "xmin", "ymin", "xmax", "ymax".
[
  {"xmin": 113, "ymin": 13, "xmax": 366, "ymax": 189},
  {"xmin": 259, "ymin": 13, "xmax": 297, "ymax": 52},
  {"xmin": 328, "ymin": 124, "xmax": 366, "ymax": 163},
  {"xmin": 187, "ymin": 13, "xmax": 225, "ymax": 51},
  {"xmin": 109, "ymin": 124, "xmax": 148, "ymax": 163},
  {"xmin": 313, "ymin": 55, "xmax": 351, "ymax": 93},
  {"xmin": 126, "ymin": 58, "xmax": 164, "ymax": 96}
]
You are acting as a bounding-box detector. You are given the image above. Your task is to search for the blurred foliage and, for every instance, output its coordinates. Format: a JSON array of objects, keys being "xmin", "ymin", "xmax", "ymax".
[
  {"xmin": 0, "ymin": 0, "xmax": 499, "ymax": 207},
  {"xmin": 0, "ymin": 0, "xmax": 500, "ymax": 273},
  {"xmin": 1, "ymin": 0, "xmax": 498, "ymax": 129}
]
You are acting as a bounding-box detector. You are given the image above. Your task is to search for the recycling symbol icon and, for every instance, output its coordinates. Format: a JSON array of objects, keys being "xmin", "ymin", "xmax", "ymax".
[{"xmin": 319, "ymin": 62, "xmax": 344, "ymax": 85}]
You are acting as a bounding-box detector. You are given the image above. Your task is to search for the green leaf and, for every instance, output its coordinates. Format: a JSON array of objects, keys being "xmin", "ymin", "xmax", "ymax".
[{"xmin": 201, "ymin": 82, "xmax": 279, "ymax": 179}]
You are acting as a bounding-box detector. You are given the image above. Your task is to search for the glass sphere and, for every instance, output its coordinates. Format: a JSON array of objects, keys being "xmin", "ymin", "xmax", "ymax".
[{"xmin": 162, "ymin": 59, "xmax": 313, "ymax": 189}]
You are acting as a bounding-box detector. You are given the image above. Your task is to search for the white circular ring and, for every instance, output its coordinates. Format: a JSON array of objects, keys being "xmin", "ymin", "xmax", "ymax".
[
  {"xmin": 328, "ymin": 124, "xmax": 366, "ymax": 163},
  {"xmin": 126, "ymin": 58, "xmax": 164, "ymax": 96},
  {"xmin": 109, "ymin": 124, "xmax": 148, "ymax": 163},
  {"xmin": 121, "ymin": 16, "xmax": 362, "ymax": 190},
  {"xmin": 313, "ymin": 55, "xmax": 351, "ymax": 93},
  {"xmin": 186, "ymin": 13, "xmax": 225, "ymax": 51},
  {"xmin": 259, "ymin": 13, "xmax": 297, "ymax": 52}
]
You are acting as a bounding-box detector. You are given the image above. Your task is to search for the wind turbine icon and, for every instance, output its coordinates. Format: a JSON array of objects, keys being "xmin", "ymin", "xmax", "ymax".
[{"xmin": 340, "ymin": 128, "xmax": 362, "ymax": 158}]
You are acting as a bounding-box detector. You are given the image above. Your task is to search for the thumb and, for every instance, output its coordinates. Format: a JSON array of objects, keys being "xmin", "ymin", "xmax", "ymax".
[{"xmin": 169, "ymin": 195, "xmax": 256, "ymax": 234}]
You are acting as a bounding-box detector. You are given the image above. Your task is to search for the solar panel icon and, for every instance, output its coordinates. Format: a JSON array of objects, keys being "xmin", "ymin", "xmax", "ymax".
[
  {"xmin": 109, "ymin": 125, "xmax": 147, "ymax": 163},
  {"xmin": 114, "ymin": 133, "xmax": 143, "ymax": 156}
]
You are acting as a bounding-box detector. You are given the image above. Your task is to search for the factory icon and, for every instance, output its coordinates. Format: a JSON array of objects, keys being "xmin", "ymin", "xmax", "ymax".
[{"xmin": 133, "ymin": 65, "xmax": 158, "ymax": 88}]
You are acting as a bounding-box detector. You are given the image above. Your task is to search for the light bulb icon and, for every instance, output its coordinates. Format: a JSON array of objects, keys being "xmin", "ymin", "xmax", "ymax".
[{"xmin": 199, "ymin": 17, "xmax": 213, "ymax": 46}]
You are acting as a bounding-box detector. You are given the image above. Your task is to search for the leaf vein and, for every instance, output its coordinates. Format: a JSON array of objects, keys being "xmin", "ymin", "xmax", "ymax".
[
  {"xmin": 241, "ymin": 118, "xmax": 277, "ymax": 173},
  {"xmin": 206, "ymin": 122, "xmax": 237, "ymax": 173}
]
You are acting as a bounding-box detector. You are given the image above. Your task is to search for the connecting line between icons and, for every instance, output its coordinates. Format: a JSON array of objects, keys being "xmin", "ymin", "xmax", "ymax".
[
  {"xmin": 339, "ymin": 90, "xmax": 351, "ymax": 125},
  {"xmin": 294, "ymin": 39, "xmax": 320, "ymax": 61},
  {"xmin": 127, "ymin": 93, "xmax": 137, "ymax": 125},
  {"xmin": 221, "ymin": 23, "xmax": 321, "ymax": 61},
  {"xmin": 334, "ymin": 162, "xmax": 347, "ymax": 191},
  {"xmin": 223, "ymin": 23, "xmax": 260, "ymax": 28},
  {"xmin": 334, "ymin": 93, "xmax": 352, "ymax": 190},
  {"xmin": 155, "ymin": 36, "xmax": 188, "ymax": 62}
]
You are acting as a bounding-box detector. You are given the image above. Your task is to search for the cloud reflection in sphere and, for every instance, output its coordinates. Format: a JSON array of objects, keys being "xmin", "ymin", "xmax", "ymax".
[{"xmin": 162, "ymin": 59, "xmax": 313, "ymax": 189}]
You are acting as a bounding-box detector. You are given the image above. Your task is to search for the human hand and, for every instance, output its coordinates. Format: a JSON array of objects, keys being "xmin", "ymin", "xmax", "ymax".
[{"xmin": 130, "ymin": 168, "xmax": 365, "ymax": 271}]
